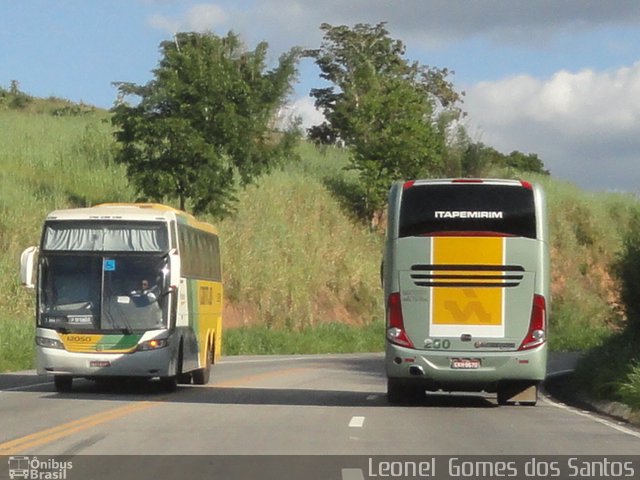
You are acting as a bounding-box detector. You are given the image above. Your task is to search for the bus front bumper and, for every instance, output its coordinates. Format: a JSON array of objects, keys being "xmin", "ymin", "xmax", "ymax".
[{"xmin": 36, "ymin": 346, "xmax": 176, "ymax": 379}]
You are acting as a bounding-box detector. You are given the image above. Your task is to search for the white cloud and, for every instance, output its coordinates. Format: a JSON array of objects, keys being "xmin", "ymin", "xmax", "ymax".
[
  {"xmin": 286, "ymin": 96, "xmax": 325, "ymax": 130},
  {"xmin": 148, "ymin": 3, "xmax": 227, "ymax": 33},
  {"xmin": 146, "ymin": 1, "xmax": 640, "ymax": 51},
  {"xmin": 183, "ymin": 4, "xmax": 227, "ymax": 31},
  {"xmin": 147, "ymin": 14, "xmax": 179, "ymax": 33},
  {"xmin": 464, "ymin": 63, "xmax": 640, "ymax": 192}
]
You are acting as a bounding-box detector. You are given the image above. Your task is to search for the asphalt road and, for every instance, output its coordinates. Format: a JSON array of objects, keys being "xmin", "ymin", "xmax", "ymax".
[{"xmin": 1, "ymin": 353, "xmax": 639, "ymax": 478}]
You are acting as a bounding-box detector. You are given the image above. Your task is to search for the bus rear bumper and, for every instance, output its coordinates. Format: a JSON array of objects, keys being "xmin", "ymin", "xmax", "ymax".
[
  {"xmin": 385, "ymin": 342, "xmax": 547, "ymax": 392},
  {"xmin": 36, "ymin": 346, "xmax": 175, "ymax": 379}
]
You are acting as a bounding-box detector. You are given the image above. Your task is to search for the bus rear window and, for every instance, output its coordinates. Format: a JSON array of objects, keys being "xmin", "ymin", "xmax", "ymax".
[{"xmin": 399, "ymin": 184, "xmax": 537, "ymax": 239}]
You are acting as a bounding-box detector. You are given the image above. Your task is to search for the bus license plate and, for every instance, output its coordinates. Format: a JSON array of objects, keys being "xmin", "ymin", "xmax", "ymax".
[
  {"xmin": 451, "ymin": 358, "xmax": 481, "ymax": 369},
  {"xmin": 89, "ymin": 360, "xmax": 111, "ymax": 368}
]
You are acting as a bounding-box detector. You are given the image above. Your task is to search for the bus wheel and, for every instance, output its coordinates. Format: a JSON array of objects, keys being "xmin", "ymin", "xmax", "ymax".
[
  {"xmin": 192, "ymin": 344, "xmax": 212, "ymax": 385},
  {"xmin": 497, "ymin": 388, "xmax": 510, "ymax": 406},
  {"xmin": 161, "ymin": 347, "xmax": 184, "ymax": 391},
  {"xmin": 54, "ymin": 376, "xmax": 73, "ymax": 393},
  {"xmin": 177, "ymin": 344, "xmax": 191, "ymax": 384}
]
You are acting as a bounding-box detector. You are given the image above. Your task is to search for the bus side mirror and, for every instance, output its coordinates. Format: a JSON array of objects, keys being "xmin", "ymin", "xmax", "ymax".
[{"xmin": 20, "ymin": 246, "xmax": 39, "ymax": 288}]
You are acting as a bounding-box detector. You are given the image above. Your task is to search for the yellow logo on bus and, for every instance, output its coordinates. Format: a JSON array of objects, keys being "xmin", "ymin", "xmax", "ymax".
[
  {"xmin": 432, "ymin": 237, "xmax": 504, "ymax": 327},
  {"xmin": 443, "ymin": 288, "xmax": 493, "ymax": 324}
]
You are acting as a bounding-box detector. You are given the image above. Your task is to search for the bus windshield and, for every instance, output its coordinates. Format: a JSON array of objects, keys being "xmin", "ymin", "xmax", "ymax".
[
  {"xmin": 39, "ymin": 254, "xmax": 170, "ymax": 332},
  {"xmin": 399, "ymin": 184, "xmax": 537, "ymax": 239}
]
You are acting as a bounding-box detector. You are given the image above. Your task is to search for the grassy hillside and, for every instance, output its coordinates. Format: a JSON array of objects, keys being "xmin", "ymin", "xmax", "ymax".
[
  {"xmin": 1, "ymin": 105, "xmax": 639, "ymax": 401},
  {"xmin": 0, "ymin": 110, "xmax": 134, "ymax": 370},
  {"xmin": 528, "ymin": 174, "xmax": 638, "ymax": 350}
]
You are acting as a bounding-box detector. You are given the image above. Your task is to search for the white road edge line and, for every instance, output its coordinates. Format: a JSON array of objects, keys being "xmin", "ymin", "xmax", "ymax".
[
  {"xmin": 349, "ymin": 416, "xmax": 366, "ymax": 428},
  {"xmin": 544, "ymin": 394, "xmax": 640, "ymax": 440}
]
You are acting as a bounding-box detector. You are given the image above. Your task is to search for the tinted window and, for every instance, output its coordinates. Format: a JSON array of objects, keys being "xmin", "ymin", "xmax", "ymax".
[
  {"xmin": 178, "ymin": 225, "xmax": 222, "ymax": 281},
  {"xmin": 399, "ymin": 184, "xmax": 536, "ymax": 239},
  {"xmin": 39, "ymin": 254, "xmax": 169, "ymax": 331}
]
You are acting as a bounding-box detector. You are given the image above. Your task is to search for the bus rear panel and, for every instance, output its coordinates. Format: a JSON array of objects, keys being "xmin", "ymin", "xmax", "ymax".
[{"xmin": 383, "ymin": 179, "xmax": 549, "ymax": 405}]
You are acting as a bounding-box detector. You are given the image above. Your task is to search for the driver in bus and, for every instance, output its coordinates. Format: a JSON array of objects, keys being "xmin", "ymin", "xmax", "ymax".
[{"xmin": 130, "ymin": 279, "xmax": 157, "ymax": 306}]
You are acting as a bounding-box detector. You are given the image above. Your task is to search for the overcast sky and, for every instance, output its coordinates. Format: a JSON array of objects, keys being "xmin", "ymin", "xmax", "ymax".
[{"xmin": 2, "ymin": 1, "xmax": 640, "ymax": 193}]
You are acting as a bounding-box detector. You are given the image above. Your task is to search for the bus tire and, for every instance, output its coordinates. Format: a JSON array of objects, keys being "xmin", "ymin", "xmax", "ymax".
[
  {"xmin": 497, "ymin": 388, "xmax": 510, "ymax": 406},
  {"xmin": 161, "ymin": 346, "xmax": 185, "ymax": 391},
  {"xmin": 192, "ymin": 343, "xmax": 212, "ymax": 385},
  {"xmin": 54, "ymin": 376, "xmax": 73, "ymax": 393},
  {"xmin": 176, "ymin": 343, "xmax": 191, "ymax": 384}
]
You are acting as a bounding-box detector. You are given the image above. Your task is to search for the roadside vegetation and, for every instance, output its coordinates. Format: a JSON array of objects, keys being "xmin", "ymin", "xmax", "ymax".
[{"xmin": 571, "ymin": 213, "xmax": 640, "ymax": 411}]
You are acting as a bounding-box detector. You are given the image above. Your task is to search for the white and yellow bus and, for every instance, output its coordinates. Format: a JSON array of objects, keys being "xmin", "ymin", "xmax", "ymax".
[
  {"xmin": 383, "ymin": 179, "xmax": 549, "ymax": 405},
  {"xmin": 20, "ymin": 203, "xmax": 222, "ymax": 392}
]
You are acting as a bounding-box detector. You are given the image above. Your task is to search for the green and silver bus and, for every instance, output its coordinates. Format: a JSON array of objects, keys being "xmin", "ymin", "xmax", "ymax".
[
  {"xmin": 383, "ymin": 179, "xmax": 549, "ymax": 405},
  {"xmin": 20, "ymin": 203, "xmax": 222, "ymax": 392}
]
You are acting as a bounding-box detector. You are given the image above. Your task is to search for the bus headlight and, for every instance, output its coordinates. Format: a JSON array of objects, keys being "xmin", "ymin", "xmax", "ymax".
[
  {"xmin": 36, "ymin": 336, "xmax": 65, "ymax": 349},
  {"xmin": 137, "ymin": 339, "xmax": 168, "ymax": 351}
]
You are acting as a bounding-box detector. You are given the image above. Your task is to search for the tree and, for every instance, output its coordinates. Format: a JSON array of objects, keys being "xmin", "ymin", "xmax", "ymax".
[
  {"xmin": 111, "ymin": 32, "xmax": 300, "ymax": 216},
  {"xmin": 457, "ymin": 142, "xmax": 550, "ymax": 177},
  {"xmin": 306, "ymin": 23, "xmax": 463, "ymax": 223}
]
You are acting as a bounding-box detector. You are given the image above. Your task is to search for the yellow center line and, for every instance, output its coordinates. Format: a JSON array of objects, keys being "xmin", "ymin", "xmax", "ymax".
[
  {"xmin": 0, "ymin": 401, "xmax": 158, "ymax": 455},
  {"xmin": 1, "ymin": 365, "xmax": 315, "ymax": 454}
]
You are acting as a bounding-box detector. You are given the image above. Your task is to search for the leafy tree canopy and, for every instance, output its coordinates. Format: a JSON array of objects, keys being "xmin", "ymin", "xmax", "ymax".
[
  {"xmin": 459, "ymin": 142, "xmax": 550, "ymax": 177},
  {"xmin": 111, "ymin": 31, "xmax": 300, "ymax": 217},
  {"xmin": 305, "ymin": 23, "xmax": 463, "ymax": 223}
]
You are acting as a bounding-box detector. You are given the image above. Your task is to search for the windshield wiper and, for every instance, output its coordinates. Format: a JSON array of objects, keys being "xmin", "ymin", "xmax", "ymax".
[{"xmin": 102, "ymin": 299, "xmax": 135, "ymax": 335}]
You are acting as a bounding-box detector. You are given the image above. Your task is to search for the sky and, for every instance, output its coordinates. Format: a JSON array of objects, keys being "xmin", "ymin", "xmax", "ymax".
[{"xmin": 2, "ymin": 0, "xmax": 640, "ymax": 194}]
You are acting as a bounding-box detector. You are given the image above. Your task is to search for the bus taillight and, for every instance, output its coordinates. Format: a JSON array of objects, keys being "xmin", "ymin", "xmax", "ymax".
[
  {"xmin": 386, "ymin": 292, "xmax": 414, "ymax": 348},
  {"xmin": 519, "ymin": 294, "xmax": 546, "ymax": 350}
]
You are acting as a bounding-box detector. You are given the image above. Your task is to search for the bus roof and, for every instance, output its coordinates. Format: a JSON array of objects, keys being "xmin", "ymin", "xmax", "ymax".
[
  {"xmin": 403, "ymin": 178, "xmax": 531, "ymax": 189},
  {"xmin": 45, "ymin": 203, "xmax": 218, "ymax": 235}
]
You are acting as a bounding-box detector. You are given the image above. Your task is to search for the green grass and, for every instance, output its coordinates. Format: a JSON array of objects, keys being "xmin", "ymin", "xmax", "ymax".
[
  {"xmin": 520, "ymin": 173, "xmax": 638, "ymax": 351},
  {"xmin": 218, "ymin": 168, "xmax": 383, "ymax": 330},
  {"xmin": 619, "ymin": 363, "xmax": 640, "ymax": 410},
  {"xmin": 572, "ymin": 330, "xmax": 640, "ymax": 410},
  {"xmin": 0, "ymin": 109, "xmax": 136, "ymax": 372},
  {"xmin": 223, "ymin": 322, "xmax": 383, "ymax": 355},
  {"xmin": 0, "ymin": 313, "xmax": 35, "ymax": 372}
]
